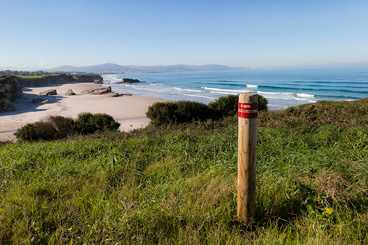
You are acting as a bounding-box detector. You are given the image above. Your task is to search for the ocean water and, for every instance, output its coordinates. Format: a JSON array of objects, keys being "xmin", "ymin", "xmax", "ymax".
[{"xmin": 102, "ymin": 67, "xmax": 368, "ymax": 110}]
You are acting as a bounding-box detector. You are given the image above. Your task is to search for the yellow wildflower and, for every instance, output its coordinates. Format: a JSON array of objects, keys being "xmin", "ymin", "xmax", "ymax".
[
  {"xmin": 107, "ymin": 203, "xmax": 109, "ymax": 207},
  {"xmin": 68, "ymin": 227, "xmax": 73, "ymax": 231},
  {"xmin": 326, "ymin": 208, "xmax": 333, "ymax": 214}
]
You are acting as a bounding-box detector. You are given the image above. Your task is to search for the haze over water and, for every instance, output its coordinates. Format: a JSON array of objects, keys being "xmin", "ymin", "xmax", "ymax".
[{"xmin": 103, "ymin": 67, "xmax": 368, "ymax": 110}]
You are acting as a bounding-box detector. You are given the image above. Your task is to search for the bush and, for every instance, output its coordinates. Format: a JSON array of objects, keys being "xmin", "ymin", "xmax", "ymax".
[
  {"xmin": 174, "ymin": 101, "xmax": 212, "ymax": 123},
  {"xmin": 146, "ymin": 101, "xmax": 211, "ymax": 125},
  {"xmin": 147, "ymin": 94, "xmax": 269, "ymax": 126},
  {"xmin": 15, "ymin": 113, "xmax": 120, "ymax": 141},
  {"xmin": 146, "ymin": 102, "xmax": 178, "ymax": 125},
  {"xmin": 258, "ymin": 95, "xmax": 268, "ymax": 112},
  {"xmin": 208, "ymin": 95, "xmax": 239, "ymax": 118},
  {"xmin": 14, "ymin": 121, "xmax": 59, "ymax": 141},
  {"xmin": 74, "ymin": 113, "xmax": 97, "ymax": 134},
  {"xmin": 48, "ymin": 115, "xmax": 75, "ymax": 137},
  {"xmin": 75, "ymin": 113, "xmax": 120, "ymax": 134},
  {"xmin": 208, "ymin": 94, "xmax": 268, "ymax": 119}
]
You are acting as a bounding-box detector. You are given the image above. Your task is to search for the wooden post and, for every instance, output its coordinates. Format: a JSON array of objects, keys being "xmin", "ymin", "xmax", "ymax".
[{"xmin": 237, "ymin": 93, "xmax": 258, "ymax": 222}]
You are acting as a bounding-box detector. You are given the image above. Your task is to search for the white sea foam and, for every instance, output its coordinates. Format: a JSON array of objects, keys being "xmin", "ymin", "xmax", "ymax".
[
  {"xmin": 187, "ymin": 89, "xmax": 202, "ymax": 93},
  {"xmin": 246, "ymin": 85, "xmax": 258, "ymax": 88},
  {"xmin": 209, "ymin": 91, "xmax": 238, "ymax": 95},
  {"xmin": 268, "ymin": 104, "xmax": 289, "ymax": 109},
  {"xmin": 257, "ymin": 91, "xmax": 295, "ymax": 100},
  {"xmin": 297, "ymin": 93, "xmax": 314, "ymax": 98},
  {"xmin": 174, "ymin": 87, "xmax": 202, "ymax": 93},
  {"xmin": 102, "ymin": 74, "xmax": 121, "ymax": 82},
  {"xmin": 182, "ymin": 93, "xmax": 215, "ymax": 99},
  {"xmin": 257, "ymin": 91, "xmax": 293, "ymax": 95},
  {"xmin": 202, "ymin": 87, "xmax": 251, "ymax": 93},
  {"xmin": 295, "ymin": 98, "xmax": 310, "ymax": 101}
]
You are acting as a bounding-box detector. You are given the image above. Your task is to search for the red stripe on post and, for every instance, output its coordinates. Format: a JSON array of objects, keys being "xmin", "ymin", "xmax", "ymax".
[{"xmin": 238, "ymin": 102, "xmax": 258, "ymax": 119}]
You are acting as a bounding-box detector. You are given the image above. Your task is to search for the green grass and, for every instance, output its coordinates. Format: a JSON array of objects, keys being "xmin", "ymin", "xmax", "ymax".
[
  {"xmin": 0, "ymin": 99, "xmax": 368, "ymax": 243},
  {"xmin": 18, "ymin": 74, "xmax": 50, "ymax": 79}
]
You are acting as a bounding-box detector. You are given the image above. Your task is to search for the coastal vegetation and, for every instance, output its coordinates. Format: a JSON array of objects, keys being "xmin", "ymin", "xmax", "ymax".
[
  {"xmin": 0, "ymin": 70, "xmax": 50, "ymax": 77},
  {"xmin": 0, "ymin": 98, "xmax": 368, "ymax": 243},
  {"xmin": 18, "ymin": 74, "xmax": 51, "ymax": 79},
  {"xmin": 14, "ymin": 113, "xmax": 120, "ymax": 141},
  {"xmin": 146, "ymin": 94, "xmax": 268, "ymax": 125}
]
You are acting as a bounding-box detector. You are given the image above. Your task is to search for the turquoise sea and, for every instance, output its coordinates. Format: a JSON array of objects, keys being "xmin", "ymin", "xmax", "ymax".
[{"xmin": 102, "ymin": 67, "xmax": 368, "ymax": 110}]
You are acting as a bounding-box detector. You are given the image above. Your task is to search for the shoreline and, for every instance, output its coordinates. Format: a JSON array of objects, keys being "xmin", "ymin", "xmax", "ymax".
[
  {"xmin": 102, "ymin": 68, "xmax": 368, "ymax": 111},
  {"xmin": 0, "ymin": 82, "xmax": 166, "ymax": 142}
]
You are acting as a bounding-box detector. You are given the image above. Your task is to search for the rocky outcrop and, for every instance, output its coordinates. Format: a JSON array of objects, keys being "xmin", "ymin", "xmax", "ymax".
[
  {"xmin": 64, "ymin": 88, "xmax": 76, "ymax": 96},
  {"xmin": 18, "ymin": 74, "xmax": 104, "ymax": 88},
  {"xmin": 117, "ymin": 78, "xmax": 141, "ymax": 84},
  {"xmin": 72, "ymin": 74, "xmax": 103, "ymax": 84},
  {"xmin": 107, "ymin": 92, "xmax": 122, "ymax": 97},
  {"xmin": 18, "ymin": 74, "xmax": 74, "ymax": 87},
  {"xmin": 0, "ymin": 76, "xmax": 22, "ymax": 112},
  {"xmin": 0, "ymin": 74, "xmax": 104, "ymax": 112},
  {"xmin": 81, "ymin": 86, "xmax": 112, "ymax": 95},
  {"xmin": 39, "ymin": 89, "xmax": 57, "ymax": 96}
]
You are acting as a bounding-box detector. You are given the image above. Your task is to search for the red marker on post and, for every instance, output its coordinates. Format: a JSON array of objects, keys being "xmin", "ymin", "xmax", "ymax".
[
  {"xmin": 237, "ymin": 94, "xmax": 258, "ymax": 223},
  {"xmin": 238, "ymin": 102, "xmax": 258, "ymax": 119}
]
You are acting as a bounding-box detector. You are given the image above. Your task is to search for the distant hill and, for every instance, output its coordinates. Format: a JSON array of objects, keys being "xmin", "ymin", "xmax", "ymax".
[
  {"xmin": 47, "ymin": 63, "xmax": 248, "ymax": 74},
  {"xmin": 47, "ymin": 63, "xmax": 139, "ymax": 73}
]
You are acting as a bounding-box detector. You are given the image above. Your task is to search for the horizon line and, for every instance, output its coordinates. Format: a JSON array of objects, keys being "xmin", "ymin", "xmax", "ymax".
[{"xmin": 1, "ymin": 62, "xmax": 368, "ymax": 72}]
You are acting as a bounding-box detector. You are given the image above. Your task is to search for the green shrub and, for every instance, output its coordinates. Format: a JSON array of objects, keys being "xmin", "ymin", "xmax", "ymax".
[
  {"xmin": 258, "ymin": 95, "xmax": 268, "ymax": 112},
  {"xmin": 147, "ymin": 95, "xmax": 268, "ymax": 126},
  {"xmin": 48, "ymin": 115, "xmax": 75, "ymax": 137},
  {"xmin": 14, "ymin": 121, "xmax": 59, "ymax": 141},
  {"xmin": 208, "ymin": 94, "xmax": 268, "ymax": 119},
  {"xmin": 91, "ymin": 113, "xmax": 120, "ymax": 131},
  {"xmin": 75, "ymin": 113, "xmax": 120, "ymax": 134},
  {"xmin": 208, "ymin": 95, "xmax": 239, "ymax": 118},
  {"xmin": 146, "ymin": 101, "xmax": 211, "ymax": 125},
  {"xmin": 74, "ymin": 112, "xmax": 97, "ymax": 134},
  {"xmin": 15, "ymin": 113, "xmax": 120, "ymax": 141},
  {"xmin": 174, "ymin": 101, "xmax": 211, "ymax": 123},
  {"xmin": 146, "ymin": 102, "xmax": 178, "ymax": 125}
]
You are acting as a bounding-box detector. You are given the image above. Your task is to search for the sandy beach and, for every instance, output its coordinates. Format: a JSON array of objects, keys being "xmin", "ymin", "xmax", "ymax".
[{"xmin": 0, "ymin": 83, "xmax": 166, "ymax": 142}]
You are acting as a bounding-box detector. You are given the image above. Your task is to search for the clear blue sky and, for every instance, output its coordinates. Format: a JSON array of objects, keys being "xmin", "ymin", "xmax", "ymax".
[{"xmin": 1, "ymin": 0, "xmax": 368, "ymax": 69}]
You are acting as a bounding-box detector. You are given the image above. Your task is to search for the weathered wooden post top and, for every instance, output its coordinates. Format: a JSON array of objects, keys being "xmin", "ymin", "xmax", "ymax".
[{"xmin": 237, "ymin": 93, "xmax": 258, "ymax": 222}]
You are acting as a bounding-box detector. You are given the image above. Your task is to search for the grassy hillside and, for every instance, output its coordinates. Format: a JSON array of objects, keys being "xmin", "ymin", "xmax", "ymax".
[{"xmin": 1, "ymin": 99, "xmax": 368, "ymax": 243}]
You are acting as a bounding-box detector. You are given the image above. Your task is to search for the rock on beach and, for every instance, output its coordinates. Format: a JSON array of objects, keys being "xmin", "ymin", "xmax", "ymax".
[
  {"xmin": 39, "ymin": 89, "xmax": 57, "ymax": 96},
  {"xmin": 81, "ymin": 86, "xmax": 112, "ymax": 95},
  {"xmin": 64, "ymin": 88, "xmax": 76, "ymax": 96}
]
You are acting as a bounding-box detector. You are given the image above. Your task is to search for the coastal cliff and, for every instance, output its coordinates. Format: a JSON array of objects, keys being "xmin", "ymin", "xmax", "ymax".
[
  {"xmin": 18, "ymin": 74, "xmax": 103, "ymax": 87},
  {"xmin": 0, "ymin": 76, "xmax": 22, "ymax": 112},
  {"xmin": 0, "ymin": 74, "xmax": 103, "ymax": 112}
]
